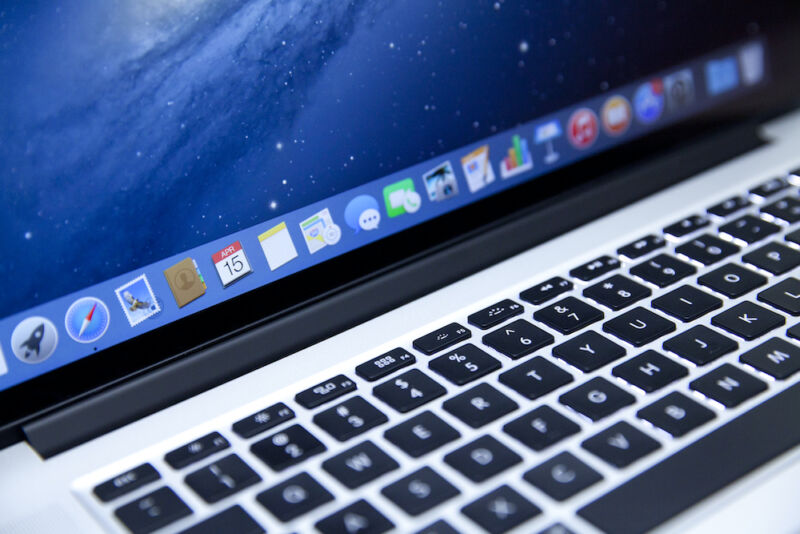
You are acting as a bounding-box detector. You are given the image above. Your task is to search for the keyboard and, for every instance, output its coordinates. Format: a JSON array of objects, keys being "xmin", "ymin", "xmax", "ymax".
[{"xmin": 77, "ymin": 170, "xmax": 800, "ymax": 534}]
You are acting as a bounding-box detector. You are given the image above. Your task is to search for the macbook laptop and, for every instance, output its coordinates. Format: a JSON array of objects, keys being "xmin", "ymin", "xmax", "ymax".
[{"xmin": 1, "ymin": 2, "xmax": 800, "ymax": 533}]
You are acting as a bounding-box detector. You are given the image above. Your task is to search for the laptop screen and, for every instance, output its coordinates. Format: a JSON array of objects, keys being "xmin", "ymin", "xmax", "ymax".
[{"xmin": 0, "ymin": 2, "xmax": 794, "ymax": 406}]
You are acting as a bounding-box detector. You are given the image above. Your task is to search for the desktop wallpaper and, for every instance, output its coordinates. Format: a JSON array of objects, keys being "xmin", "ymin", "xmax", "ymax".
[{"xmin": 0, "ymin": 0, "xmax": 772, "ymax": 316}]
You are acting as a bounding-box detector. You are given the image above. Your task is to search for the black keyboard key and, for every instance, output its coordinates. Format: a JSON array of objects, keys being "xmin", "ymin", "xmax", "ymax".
[
  {"xmin": 570, "ymin": 255, "xmax": 620, "ymax": 281},
  {"xmin": 178, "ymin": 505, "xmax": 264, "ymax": 534},
  {"xmin": 416, "ymin": 520, "xmax": 459, "ymax": 534},
  {"xmin": 115, "ymin": 487, "xmax": 192, "ymax": 534},
  {"xmin": 232, "ymin": 402, "xmax": 294, "ymax": 439},
  {"xmin": 612, "ymin": 350, "xmax": 688, "ymax": 393},
  {"xmin": 630, "ymin": 254, "xmax": 696, "ymax": 287},
  {"xmin": 790, "ymin": 323, "xmax": 800, "ymax": 341},
  {"xmin": 482, "ymin": 319, "xmax": 554, "ymax": 359},
  {"xmin": 651, "ymin": 285, "xmax": 722, "ymax": 322},
  {"xmin": 384, "ymin": 411, "xmax": 460, "ymax": 458},
  {"xmin": 523, "ymin": 451, "xmax": 603, "ymax": 501},
  {"xmin": 743, "ymin": 242, "xmax": 800, "ymax": 274},
  {"xmin": 675, "ymin": 234, "xmax": 739, "ymax": 265},
  {"xmin": 740, "ymin": 337, "xmax": 800, "ymax": 379},
  {"xmin": 603, "ymin": 307, "xmax": 676, "ymax": 347},
  {"xmin": 559, "ymin": 377, "xmax": 635, "ymax": 421},
  {"xmin": 583, "ymin": 274, "xmax": 651, "ymax": 310},
  {"xmin": 664, "ymin": 214, "xmax": 710, "ymax": 237},
  {"xmin": 373, "ymin": 369, "xmax": 447, "ymax": 413},
  {"xmin": 443, "ymin": 383, "xmax": 518, "ymax": 428},
  {"xmin": 786, "ymin": 227, "xmax": 800, "ymax": 245},
  {"xmin": 250, "ymin": 424, "xmax": 326, "ymax": 472},
  {"xmin": 468, "ymin": 299, "xmax": 524, "ymax": 329},
  {"xmin": 719, "ymin": 214, "xmax": 781, "ymax": 244},
  {"xmin": 711, "ymin": 301, "xmax": 785, "ymax": 340},
  {"xmin": 356, "ymin": 348, "xmax": 416, "ymax": 382},
  {"xmin": 429, "ymin": 343, "xmax": 501, "ymax": 385},
  {"xmin": 322, "ymin": 440, "xmax": 399, "ymax": 489},
  {"xmin": 444, "ymin": 435, "xmax": 522, "ymax": 483},
  {"xmin": 533, "ymin": 296, "xmax": 604, "ymax": 334},
  {"xmin": 313, "ymin": 396, "xmax": 388, "ymax": 441},
  {"xmin": 582, "ymin": 421, "xmax": 661, "ymax": 468},
  {"xmin": 552, "ymin": 330, "xmax": 626, "ymax": 372},
  {"xmin": 761, "ymin": 196, "xmax": 800, "ymax": 223},
  {"xmin": 498, "ymin": 356, "xmax": 573, "ymax": 400},
  {"xmin": 256, "ymin": 472, "xmax": 334, "ymax": 522},
  {"xmin": 381, "ymin": 467, "xmax": 460, "ymax": 516},
  {"xmin": 538, "ymin": 523, "xmax": 577, "ymax": 534},
  {"xmin": 295, "ymin": 374, "xmax": 356, "ymax": 409},
  {"xmin": 413, "ymin": 322, "xmax": 471, "ymax": 355},
  {"xmin": 316, "ymin": 500, "xmax": 394, "ymax": 534},
  {"xmin": 637, "ymin": 391, "xmax": 716, "ymax": 437},
  {"xmin": 520, "ymin": 276, "xmax": 573, "ymax": 305},
  {"xmin": 617, "ymin": 234, "xmax": 666, "ymax": 259},
  {"xmin": 165, "ymin": 432, "xmax": 230, "ymax": 470},
  {"xmin": 184, "ymin": 454, "xmax": 260, "ymax": 504},
  {"xmin": 690, "ymin": 363, "xmax": 767, "ymax": 407},
  {"xmin": 698, "ymin": 263, "xmax": 767, "ymax": 298},
  {"xmin": 758, "ymin": 277, "xmax": 800, "ymax": 315},
  {"xmin": 663, "ymin": 325, "xmax": 738, "ymax": 365},
  {"xmin": 503, "ymin": 405, "xmax": 580, "ymax": 451},
  {"xmin": 94, "ymin": 463, "xmax": 160, "ymax": 503},
  {"xmin": 750, "ymin": 176, "xmax": 789, "ymax": 198},
  {"xmin": 461, "ymin": 485, "xmax": 541, "ymax": 534},
  {"xmin": 707, "ymin": 196, "xmax": 751, "ymax": 218}
]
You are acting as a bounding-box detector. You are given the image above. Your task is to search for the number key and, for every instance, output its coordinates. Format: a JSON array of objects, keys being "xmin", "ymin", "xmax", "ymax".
[
  {"xmin": 429, "ymin": 344, "xmax": 501, "ymax": 386},
  {"xmin": 719, "ymin": 215, "xmax": 781, "ymax": 244},
  {"xmin": 630, "ymin": 254, "xmax": 696, "ymax": 287},
  {"xmin": 533, "ymin": 296, "xmax": 603, "ymax": 334},
  {"xmin": 373, "ymin": 369, "xmax": 446, "ymax": 413},
  {"xmin": 482, "ymin": 319, "xmax": 554, "ymax": 359}
]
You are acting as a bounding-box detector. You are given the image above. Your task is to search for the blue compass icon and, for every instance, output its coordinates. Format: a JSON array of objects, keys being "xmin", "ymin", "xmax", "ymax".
[{"xmin": 65, "ymin": 297, "xmax": 110, "ymax": 344}]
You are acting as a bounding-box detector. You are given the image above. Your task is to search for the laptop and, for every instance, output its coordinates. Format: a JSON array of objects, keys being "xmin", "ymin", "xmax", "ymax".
[{"xmin": 2, "ymin": 2, "xmax": 800, "ymax": 533}]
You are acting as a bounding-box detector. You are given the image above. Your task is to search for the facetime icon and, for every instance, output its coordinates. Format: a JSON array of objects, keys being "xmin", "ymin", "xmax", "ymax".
[{"xmin": 164, "ymin": 257, "xmax": 207, "ymax": 308}]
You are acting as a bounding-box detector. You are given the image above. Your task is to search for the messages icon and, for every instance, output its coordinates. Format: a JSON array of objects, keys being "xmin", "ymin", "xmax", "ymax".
[{"xmin": 383, "ymin": 178, "xmax": 422, "ymax": 218}]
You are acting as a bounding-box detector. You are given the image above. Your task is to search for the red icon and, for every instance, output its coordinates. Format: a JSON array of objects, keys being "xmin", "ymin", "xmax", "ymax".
[{"xmin": 567, "ymin": 108, "xmax": 599, "ymax": 149}]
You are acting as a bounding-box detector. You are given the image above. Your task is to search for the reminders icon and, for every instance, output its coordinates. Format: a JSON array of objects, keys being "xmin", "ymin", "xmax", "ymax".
[{"xmin": 259, "ymin": 222, "xmax": 298, "ymax": 271}]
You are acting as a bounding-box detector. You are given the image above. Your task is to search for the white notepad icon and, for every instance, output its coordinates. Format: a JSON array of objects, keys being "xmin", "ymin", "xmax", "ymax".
[{"xmin": 258, "ymin": 222, "xmax": 298, "ymax": 271}]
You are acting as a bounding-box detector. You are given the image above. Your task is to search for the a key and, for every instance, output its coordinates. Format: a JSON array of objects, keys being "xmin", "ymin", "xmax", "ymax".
[
  {"xmin": 461, "ymin": 485, "xmax": 541, "ymax": 534},
  {"xmin": 582, "ymin": 421, "xmax": 661, "ymax": 468},
  {"xmin": 603, "ymin": 307, "xmax": 676, "ymax": 347},
  {"xmin": 663, "ymin": 214, "xmax": 709, "ymax": 238},
  {"xmin": 707, "ymin": 196, "xmax": 751, "ymax": 218},
  {"xmin": 498, "ymin": 356, "xmax": 574, "ymax": 400},
  {"xmin": 651, "ymin": 285, "xmax": 722, "ymax": 322},
  {"xmin": 413, "ymin": 323, "xmax": 471, "ymax": 355},
  {"xmin": 373, "ymin": 369, "xmax": 447, "ymax": 413},
  {"xmin": 761, "ymin": 196, "xmax": 800, "ymax": 223},
  {"xmin": 559, "ymin": 377, "xmax": 635, "ymax": 421},
  {"xmin": 184, "ymin": 454, "xmax": 261, "ymax": 504},
  {"xmin": 663, "ymin": 325, "xmax": 738, "ymax": 365},
  {"xmin": 637, "ymin": 391, "xmax": 716, "ymax": 437},
  {"xmin": 443, "ymin": 383, "xmax": 519, "ymax": 428},
  {"xmin": 250, "ymin": 424, "xmax": 326, "ymax": 472},
  {"xmin": 583, "ymin": 274, "xmax": 651, "ymax": 310},
  {"xmin": 256, "ymin": 472, "xmax": 334, "ymax": 522},
  {"xmin": 533, "ymin": 296, "xmax": 604, "ymax": 335},
  {"xmin": 232, "ymin": 402, "xmax": 294, "ymax": 439},
  {"xmin": 611, "ymin": 350, "xmax": 688, "ymax": 392},
  {"xmin": 315, "ymin": 499, "xmax": 394, "ymax": 534},
  {"xmin": 520, "ymin": 276, "xmax": 573, "ymax": 305},
  {"xmin": 690, "ymin": 363, "xmax": 767, "ymax": 407},
  {"xmin": 630, "ymin": 254, "xmax": 696, "ymax": 287},
  {"xmin": 711, "ymin": 301, "xmax": 785, "ymax": 340},
  {"xmin": 617, "ymin": 234, "xmax": 666, "ymax": 259},
  {"xmin": 322, "ymin": 441, "xmax": 399, "ymax": 489},
  {"xmin": 552, "ymin": 330, "xmax": 626, "ymax": 372},
  {"xmin": 503, "ymin": 405, "xmax": 581, "ymax": 451},
  {"xmin": 698, "ymin": 263, "xmax": 767, "ymax": 298},
  {"xmin": 743, "ymin": 242, "xmax": 800, "ymax": 274},
  {"xmin": 523, "ymin": 451, "xmax": 603, "ymax": 501},
  {"xmin": 444, "ymin": 435, "xmax": 522, "ymax": 482},
  {"xmin": 750, "ymin": 177, "xmax": 789, "ymax": 199},
  {"xmin": 381, "ymin": 467, "xmax": 460, "ymax": 517},
  {"xmin": 115, "ymin": 487, "xmax": 192, "ymax": 534},
  {"xmin": 295, "ymin": 375, "xmax": 356, "ymax": 409},
  {"xmin": 719, "ymin": 215, "xmax": 781, "ymax": 244},
  {"xmin": 429, "ymin": 343, "xmax": 501, "ymax": 386},
  {"xmin": 94, "ymin": 463, "xmax": 160, "ymax": 503},
  {"xmin": 675, "ymin": 234, "xmax": 739, "ymax": 265},
  {"xmin": 384, "ymin": 411, "xmax": 460, "ymax": 458},
  {"xmin": 313, "ymin": 396, "xmax": 388, "ymax": 441},
  {"xmin": 178, "ymin": 505, "xmax": 264, "ymax": 534},
  {"xmin": 468, "ymin": 299, "xmax": 524, "ymax": 329},
  {"xmin": 570, "ymin": 255, "xmax": 620, "ymax": 281},
  {"xmin": 165, "ymin": 432, "xmax": 229, "ymax": 470},
  {"xmin": 482, "ymin": 319, "xmax": 554, "ymax": 359},
  {"xmin": 356, "ymin": 348, "xmax": 416, "ymax": 382},
  {"xmin": 740, "ymin": 337, "xmax": 800, "ymax": 379},
  {"xmin": 758, "ymin": 278, "xmax": 800, "ymax": 315}
]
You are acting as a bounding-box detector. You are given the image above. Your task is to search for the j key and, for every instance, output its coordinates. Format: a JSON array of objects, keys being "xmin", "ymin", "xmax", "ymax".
[
  {"xmin": 178, "ymin": 505, "xmax": 264, "ymax": 534},
  {"xmin": 749, "ymin": 176, "xmax": 789, "ymax": 199},
  {"xmin": 184, "ymin": 454, "xmax": 261, "ymax": 504},
  {"xmin": 740, "ymin": 337, "xmax": 800, "ymax": 379},
  {"xmin": 444, "ymin": 435, "xmax": 522, "ymax": 483},
  {"xmin": 570, "ymin": 255, "xmax": 620, "ymax": 282},
  {"xmin": 583, "ymin": 274, "xmax": 651, "ymax": 310},
  {"xmin": 552, "ymin": 330, "xmax": 626, "ymax": 372},
  {"xmin": 482, "ymin": 319, "xmax": 554, "ymax": 359},
  {"xmin": 711, "ymin": 301, "xmax": 785, "ymax": 340},
  {"xmin": 559, "ymin": 377, "xmax": 635, "ymax": 421},
  {"xmin": 707, "ymin": 196, "xmax": 751, "ymax": 218},
  {"xmin": 582, "ymin": 421, "xmax": 661, "ymax": 468},
  {"xmin": 698, "ymin": 263, "xmax": 767, "ymax": 298},
  {"xmin": 94, "ymin": 463, "xmax": 160, "ymax": 503},
  {"xmin": 675, "ymin": 234, "xmax": 739, "ymax": 265},
  {"xmin": 523, "ymin": 451, "xmax": 603, "ymax": 501},
  {"xmin": 256, "ymin": 472, "xmax": 333, "ymax": 522},
  {"xmin": 743, "ymin": 242, "xmax": 800, "ymax": 274},
  {"xmin": 603, "ymin": 307, "xmax": 676, "ymax": 347},
  {"xmin": 115, "ymin": 487, "xmax": 192, "ymax": 534},
  {"xmin": 356, "ymin": 348, "xmax": 416, "ymax": 382},
  {"xmin": 498, "ymin": 356, "xmax": 574, "ymax": 400},
  {"xmin": 322, "ymin": 441, "xmax": 399, "ymax": 489},
  {"xmin": 468, "ymin": 299, "xmax": 524, "ymax": 329},
  {"xmin": 429, "ymin": 343, "xmax": 501, "ymax": 386},
  {"xmin": 652, "ymin": 285, "xmax": 722, "ymax": 322},
  {"xmin": 232, "ymin": 402, "xmax": 294, "ymax": 439},
  {"xmin": 637, "ymin": 391, "xmax": 716, "ymax": 437},
  {"xmin": 612, "ymin": 350, "xmax": 688, "ymax": 392},
  {"xmin": 690, "ymin": 363, "xmax": 767, "ymax": 407},
  {"xmin": 503, "ymin": 405, "xmax": 581, "ymax": 451},
  {"xmin": 719, "ymin": 215, "xmax": 781, "ymax": 244},
  {"xmin": 534, "ymin": 296, "xmax": 604, "ymax": 335},
  {"xmin": 630, "ymin": 254, "xmax": 696, "ymax": 287},
  {"xmin": 461, "ymin": 485, "xmax": 541, "ymax": 534},
  {"xmin": 617, "ymin": 234, "xmax": 666, "ymax": 260},
  {"xmin": 250, "ymin": 424, "xmax": 326, "ymax": 472},
  {"xmin": 313, "ymin": 396, "xmax": 388, "ymax": 441},
  {"xmin": 663, "ymin": 214, "xmax": 710, "ymax": 238},
  {"xmin": 663, "ymin": 325, "xmax": 738, "ymax": 365},
  {"xmin": 381, "ymin": 467, "xmax": 460, "ymax": 516},
  {"xmin": 520, "ymin": 276, "xmax": 573, "ymax": 305},
  {"xmin": 315, "ymin": 500, "xmax": 394, "ymax": 534},
  {"xmin": 758, "ymin": 278, "xmax": 800, "ymax": 315},
  {"xmin": 761, "ymin": 196, "xmax": 800, "ymax": 223},
  {"xmin": 373, "ymin": 369, "xmax": 447, "ymax": 413},
  {"xmin": 295, "ymin": 374, "xmax": 356, "ymax": 409},
  {"xmin": 413, "ymin": 322, "xmax": 471, "ymax": 355},
  {"xmin": 416, "ymin": 521, "xmax": 459, "ymax": 534},
  {"xmin": 165, "ymin": 432, "xmax": 229, "ymax": 470},
  {"xmin": 786, "ymin": 228, "xmax": 800, "ymax": 245},
  {"xmin": 443, "ymin": 383, "xmax": 519, "ymax": 428},
  {"xmin": 384, "ymin": 411, "xmax": 460, "ymax": 458}
]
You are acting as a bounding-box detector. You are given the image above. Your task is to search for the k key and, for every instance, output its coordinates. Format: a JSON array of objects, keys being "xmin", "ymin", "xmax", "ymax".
[{"xmin": 711, "ymin": 301, "xmax": 785, "ymax": 340}]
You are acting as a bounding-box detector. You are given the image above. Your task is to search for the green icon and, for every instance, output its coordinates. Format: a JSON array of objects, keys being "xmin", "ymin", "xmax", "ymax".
[{"xmin": 383, "ymin": 178, "xmax": 422, "ymax": 218}]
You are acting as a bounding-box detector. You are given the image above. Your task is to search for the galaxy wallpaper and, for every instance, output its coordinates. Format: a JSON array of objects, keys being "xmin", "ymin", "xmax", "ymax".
[{"xmin": 0, "ymin": 0, "xmax": 773, "ymax": 317}]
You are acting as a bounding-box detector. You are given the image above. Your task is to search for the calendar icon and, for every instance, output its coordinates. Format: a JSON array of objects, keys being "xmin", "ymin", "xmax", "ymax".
[{"xmin": 212, "ymin": 241, "xmax": 252, "ymax": 287}]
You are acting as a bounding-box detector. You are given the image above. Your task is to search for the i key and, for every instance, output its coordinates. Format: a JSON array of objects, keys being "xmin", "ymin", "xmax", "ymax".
[
  {"xmin": 652, "ymin": 285, "xmax": 722, "ymax": 322},
  {"xmin": 534, "ymin": 296, "xmax": 604, "ymax": 335}
]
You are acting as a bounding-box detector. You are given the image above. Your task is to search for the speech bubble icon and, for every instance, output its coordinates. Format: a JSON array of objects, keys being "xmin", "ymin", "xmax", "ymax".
[
  {"xmin": 344, "ymin": 195, "xmax": 379, "ymax": 233},
  {"xmin": 358, "ymin": 208, "xmax": 380, "ymax": 231}
]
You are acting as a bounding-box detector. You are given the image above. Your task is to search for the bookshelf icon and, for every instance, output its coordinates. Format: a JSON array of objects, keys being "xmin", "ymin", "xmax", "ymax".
[{"xmin": 499, "ymin": 134, "xmax": 533, "ymax": 179}]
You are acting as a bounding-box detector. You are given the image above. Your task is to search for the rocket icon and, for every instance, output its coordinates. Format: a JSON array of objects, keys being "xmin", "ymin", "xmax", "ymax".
[{"xmin": 19, "ymin": 323, "xmax": 45, "ymax": 359}]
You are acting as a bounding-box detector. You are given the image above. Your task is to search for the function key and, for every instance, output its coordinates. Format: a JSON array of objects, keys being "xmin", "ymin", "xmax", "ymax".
[
  {"xmin": 663, "ymin": 214, "xmax": 710, "ymax": 238},
  {"xmin": 232, "ymin": 402, "xmax": 295, "ymax": 439},
  {"xmin": 313, "ymin": 396, "xmax": 388, "ymax": 442},
  {"xmin": 675, "ymin": 234, "xmax": 739, "ymax": 266},
  {"xmin": 429, "ymin": 343, "xmax": 501, "ymax": 385},
  {"xmin": 482, "ymin": 319, "xmax": 554, "ymax": 360},
  {"xmin": 559, "ymin": 377, "xmax": 635, "ymax": 421},
  {"xmin": 384, "ymin": 411, "xmax": 460, "ymax": 458},
  {"xmin": 662, "ymin": 325, "xmax": 738, "ymax": 366},
  {"xmin": 630, "ymin": 254, "xmax": 696, "ymax": 288},
  {"xmin": 711, "ymin": 301, "xmax": 785, "ymax": 340},
  {"xmin": 637, "ymin": 391, "xmax": 716, "ymax": 437},
  {"xmin": 444, "ymin": 435, "xmax": 522, "ymax": 483},
  {"xmin": 652, "ymin": 285, "xmax": 722, "ymax": 322},
  {"xmin": 250, "ymin": 424, "xmax": 326, "ymax": 472},
  {"xmin": 761, "ymin": 196, "xmax": 800, "ymax": 223},
  {"xmin": 461, "ymin": 485, "xmax": 541, "ymax": 533},
  {"xmin": 381, "ymin": 467, "xmax": 460, "ymax": 516},
  {"xmin": 468, "ymin": 299, "xmax": 524, "ymax": 329},
  {"xmin": 533, "ymin": 296, "xmax": 604, "ymax": 335},
  {"xmin": 315, "ymin": 499, "xmax": 394, "ymax": 534},
  {"xmin": 179, "ymin": 505, "xmax": 264, "ymax": 534},
  {"xmin": 749, "ymin": 177, "xmax": 789, "ymax": 199},
  {"xmin": 719, "ymin": 215, "xmax": 781, "ymax": 244},
  {"xmin": 373, "ymin": 368, "xmax": 446, "ymax": 413},
  {"xmin": 569, "ymin": 255, "xmax": 620, "ymax": 281},
  {"xmin": 698, "ymin": 263, "xmax": 767, "ymax": 298},
  {"xmin": 617, "ymin": 234, "xmax": 666, "ymax": 260},
  {"xmin": 740, "ymin": 337, "xmax": 800, "ymax": 380},
  {"xmin": 256, "ymin": 472, "xmax": 334, "ymax": 523},
  {"xmin": 413, "ymin": 322, "xmax": 471, "ymax": 355},
  {"xmin": 185, "ymin": 454, "xmax": 261, "ymax": 504},
  {"xmin": 520, "ymin": 276, "xmax": 573, "ymax": 305},
  {"xmin": 707, "ymin": 196, "xmax": 751, "ymax": 218},
  {"xmin": 758, "ymin": 277, "xmax": 800, "ymax": 315},
  {"xmin": 523, "ymin": 451, "xmax": 602, "ymax": 501},
  {"xmin": 115, "ymin": 487, "xmax": 192, "ymax": 534},
  {"xmin": 356, "ymin": 348, "xmax": 415, "ymax": 382},
  {"xmin": 165, "ymin": 432, "xmax": 229, "ymax": 470},
  {"xmin": 743, "ymin": 242, "xmax": 800, "ymax": 275},
  {"xmin": 443, "ymin": 383, "xmax": 519, "ymax": 428},
  {"xmin": 295, "ymin": 374, "xmax": 356, "ymax": 410},
  {"xmin": 611, "ymin": 350, "xmax": 687, "ymax": 393},
  {"xmin": 94, "ymin": 463, "xmax": 160, "ymax": 503},
  {"xmin": 582, "ymin": 421, "xmax": 660, "ymax": 468},
  {"xmin": 498, "ymin": 356, "xmax": 574, "ymax": 400},
  {"xmin": 322, "ymin": 441, "xmax": 399, "ymax": 489},
  {"xmin": 583, "ymin": 274, "xmax": 651, "ymax": 310},
  {"xmin": 603, "ymin": 307, "xmax": 676, "ymax": 347},
  {"xmin": 503, "ymin": 405, "xmax": 580, "ymax": 451},
  {"xmin": 689, "ymin": 363, "xmax": 767, "ymax": 407},
  {"xmin": 552, "ymin": 330, "xmax": 626, "ymax": 373}
]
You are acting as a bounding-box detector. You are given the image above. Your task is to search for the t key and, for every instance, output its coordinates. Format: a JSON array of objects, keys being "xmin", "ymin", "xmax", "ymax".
[{"xmin": 534, "ymin": 296, "xmax": 603, "ymax": 335}]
